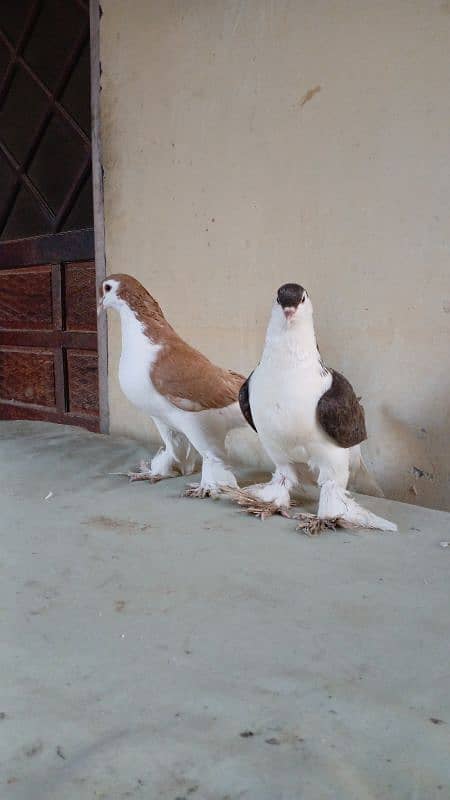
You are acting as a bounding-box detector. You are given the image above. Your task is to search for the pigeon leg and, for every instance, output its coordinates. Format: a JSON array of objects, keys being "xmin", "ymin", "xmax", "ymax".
[
  {"xmin": 125, "ymin": 449, "xmax": 180, "ymax": 482},
  {"xmin": 220, "ymin": 468, "xmax": 295, "ymax": 519},
  {"xmin": 126, "ymin": 422, "xmax": 200, "ymax": 484},
  {"xmin": 151, "ymin": 420, "xmax": 199, "ymax": 476},
  {"xmin": 184, "ymin": 483, "xmax": 214, "ymax": 499},
  {"xmin": 290, "ymin": 510, "xmax": 338, "ymax": 536},
  {"xmin": 308, "ymin": 446, "xmax": 397, "ymax": 532},
  {"xmin": 281, "ymin": 448, "xmax": 344, "ymax": 534},
  {"xmin": 127, "ymin": 459, "xmax": 166, "ymax": 483},
  {"xmin": 318, "ymin": 480, "xmax": 397, "ymax": 532},
  {"xmin": 184, "ymin": 453, "xmax": 238, "ymax": 499},
  {"xmin": 220, "ymin": 486, "xmax": 291, "ymax": 519}
]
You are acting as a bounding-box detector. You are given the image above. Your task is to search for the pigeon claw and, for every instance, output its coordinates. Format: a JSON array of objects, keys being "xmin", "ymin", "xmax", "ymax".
[
  {"xmin": 292, "ymin": 512, "xmax": 338, "ymax": 536},
  {"xmin": 244, "ymin": 503, "xmax": 281, "ymax": 520},
  {"xmin": 220, "ymin": 486, "xmax": 289, "ymax": 520},
  {"xmin": 128, "ymin": 472, "xmax": 163, "ymax": 483},
  {"xmin": 183, "ymin": 483, "xmax": 217, "ymax": 499},
  {"xmin": 127, "ymin": 461, "xmax": 163, "ymax": 483}
]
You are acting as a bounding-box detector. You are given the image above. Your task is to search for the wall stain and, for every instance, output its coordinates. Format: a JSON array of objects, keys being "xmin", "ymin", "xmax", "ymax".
[
  {"xmin": 410, "ymin": 465, "xmax": 434, "ymax": 482},
  {"xmin": 300, "ymin": 85, "xmax": 321, "ymax": 107}
]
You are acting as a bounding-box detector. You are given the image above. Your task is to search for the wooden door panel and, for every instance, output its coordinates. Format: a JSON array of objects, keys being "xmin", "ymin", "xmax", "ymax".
[
  {"xmin": 0, "ymin": 265, "xmax": 53, "ymax": 329},
  {"xmin": 0, "ymin": 346, "xmax": 56, "ymax": 406},
  {"xmin": 67, "ymin": 350, "xmax": 99, "ymax": 416},
  {"xmin": 0, "ymin": 230, "xmax": 100, "ymax": 431},
  {"xmin": 64, "ymin": 260, "xmax": 97, "ymax": 332},
  {"xmin": 0, "ymin": 2, "xmax": 101, "ymax": 433}
]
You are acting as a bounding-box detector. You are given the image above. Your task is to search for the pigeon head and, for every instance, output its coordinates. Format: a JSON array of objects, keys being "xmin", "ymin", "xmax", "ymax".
[
  {"xmin": 275, "ymin": 283, "xmax": 311, "ymax": 324},
  {"xmin": 97, "ymin": 274, "xmax": 166, "ymax": 330},
  {"xmin": 97, "ymin": 277, "xmax": 121, "ymax": 315}
]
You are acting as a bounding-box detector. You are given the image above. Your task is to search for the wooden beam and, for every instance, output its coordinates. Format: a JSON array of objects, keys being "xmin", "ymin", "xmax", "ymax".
[
  {"xmin": 90, "ymin": 0, "xmax": 109, "ymax": 434},
  {"xmin": 0, "ymin": 229, "xmax": 95, "ymax": 268}
]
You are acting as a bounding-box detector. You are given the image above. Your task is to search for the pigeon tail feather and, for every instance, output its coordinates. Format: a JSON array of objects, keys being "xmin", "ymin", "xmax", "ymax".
[{"xmin": 349, "ymin": 446, "xmax": 384, "ymax": 498}]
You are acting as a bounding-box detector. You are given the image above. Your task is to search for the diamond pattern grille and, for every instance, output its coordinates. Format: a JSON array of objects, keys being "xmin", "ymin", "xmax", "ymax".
[{"xmin": 0, "ymin": 0, "xmax": 92, "ymax": 241}]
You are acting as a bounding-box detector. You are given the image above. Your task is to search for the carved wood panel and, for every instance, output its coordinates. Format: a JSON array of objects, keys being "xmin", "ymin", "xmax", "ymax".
[
  {"xmin": 0, "ymin": 230, "xmax": 99, "ymax": 431},
  {"xmin": 0, "ymin": 2, "xmax": 100, "ymax": 432},
  {"xmin": 0, "ymin": 264, "xmax": 53, "ymax": 329},
  {"xmin": 0, "ymin": 347, "xmax": 55, "ymax": 405},
  {"xmin": 64, "ymin": 260, "xmax": 97, "ymax": 332},
  {"xmin": 66, "ymin": 349, "xmax": 99, "ymax": 415}
]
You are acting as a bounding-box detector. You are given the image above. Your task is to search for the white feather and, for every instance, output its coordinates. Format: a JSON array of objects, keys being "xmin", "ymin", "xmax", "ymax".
[
  {"xmin": 243, "ymin": 296, "xmax": 396, "ymax": 532},
  {"xmin": 109, "ymin": 286, "xmax": 245, "ymax": 492},
  {"xmin": 318, "ymin": 480, "xmax": 397, "ymax": 532}
]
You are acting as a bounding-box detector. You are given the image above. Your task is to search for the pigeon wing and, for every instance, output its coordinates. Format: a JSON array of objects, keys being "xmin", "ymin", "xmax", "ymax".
[
  {"xmin": 317, "ymin": 369, "xmax": 367, "ymax": 448},
  {"xmin": 152, "ymin": 338, "xmax": 244, "ymax": 412},
  {"xmin": 238, "ymin": 373, "xmax": 257, "ymax": 432}
]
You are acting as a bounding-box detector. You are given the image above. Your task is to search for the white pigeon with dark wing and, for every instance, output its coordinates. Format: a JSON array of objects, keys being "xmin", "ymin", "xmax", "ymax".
[
  {"xmin": 230, "ymin": 283, "xmax": 396, "ymax": 534},
  {"xmin": 98, "ymin": 274, "xmax": 249, "ymax": 497}
]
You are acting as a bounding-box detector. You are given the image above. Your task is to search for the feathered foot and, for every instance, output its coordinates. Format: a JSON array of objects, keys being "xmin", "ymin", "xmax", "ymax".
[
  {"xmin": 290, "ymin": 511, "xmax": 339, "ymax": 536},
  {"xmin": 110, "ymin": 461, "xmax": 164, "ymax": 483},
  {"xmin": 128, "ymin": 472, "xmax": 163, "ymax": 483},
  {"xmin": 318, "ymin": 481, "xmax": 398, "ymax": 532},
  {"xmin": 220, "ymin": 486, "xmax": 291, "ymax": 520},
  {"xmin": 183, "ymin": 482, "xmax": 220, "ymax": 499}
]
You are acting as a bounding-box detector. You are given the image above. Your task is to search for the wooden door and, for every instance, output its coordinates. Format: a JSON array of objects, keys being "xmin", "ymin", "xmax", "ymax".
[{"xmin": 0, "ymin": 0, "xmax": 100, "ymax": 431}]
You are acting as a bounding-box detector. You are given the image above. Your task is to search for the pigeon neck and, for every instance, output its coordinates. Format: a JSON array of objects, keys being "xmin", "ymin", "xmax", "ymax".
[
  {"xmin": 118, "ymin": 302, "xmax": 148, "ymax": 350},
  {"xmin": 292, "ymin": 316, "xmax": 318, "ymax": 354},
  {"xmin": 118, "ymin": 298, "xmax": 173, "ymax": 346},
  {"xmin": 264, "ymin": 312, "xmax": 319, "ymax": 363}
]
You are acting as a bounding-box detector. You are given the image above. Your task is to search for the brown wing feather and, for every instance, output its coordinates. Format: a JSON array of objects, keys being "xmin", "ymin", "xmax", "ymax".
[
  {"xmin": 317, "ymin": 369, "xmax": 367, "ymax": 448},
  {"xmin": 152, "ymin": 336, "xmax": 244, "ymax": 412}
]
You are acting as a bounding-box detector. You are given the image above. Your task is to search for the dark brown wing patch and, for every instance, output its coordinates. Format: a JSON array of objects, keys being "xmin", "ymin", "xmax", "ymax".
[
  {"xmin": 238, "ymin": 373, "xmax": 256, "ymax": 431},
  {"xmin": 317, "ymin": 370, "xmax": 367, "ymax": 448}
]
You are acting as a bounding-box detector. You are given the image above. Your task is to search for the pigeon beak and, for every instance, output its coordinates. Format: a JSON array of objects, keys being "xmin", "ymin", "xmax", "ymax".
[{"xmin": 283, "ymin": 307, "xmax": 296, "ymax": 321}]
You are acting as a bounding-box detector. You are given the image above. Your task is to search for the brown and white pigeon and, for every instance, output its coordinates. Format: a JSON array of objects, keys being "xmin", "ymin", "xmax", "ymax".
[
  {"xmin": 228, "ymin": 283, "xmax": 397, "ymax": 534},
  {"xmin": 98, "ymin": 274, "xmax": 250, "ymax": 496}
]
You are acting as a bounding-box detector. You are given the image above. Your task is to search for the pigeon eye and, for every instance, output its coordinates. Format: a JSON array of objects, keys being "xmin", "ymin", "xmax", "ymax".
[
  {"xmin": 300, "ymin": 294, "xmax": 306, "ymax": 304},
  {"xmin": 276, "ymin": 297, "xmax": 280, "ymax": 304},
  {"xmin": 104, "ymin": 284, "xmax": 111, "ymax": 293}
]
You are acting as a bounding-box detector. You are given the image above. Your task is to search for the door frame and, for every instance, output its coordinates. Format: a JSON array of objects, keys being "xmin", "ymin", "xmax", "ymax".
[
  {"xmin": 89, "ymin": 0, "xmax": 108, "ymax": 433},
  {"xmin": 0, "ymin": 0, "xmax": 109, "ymax": 433}
]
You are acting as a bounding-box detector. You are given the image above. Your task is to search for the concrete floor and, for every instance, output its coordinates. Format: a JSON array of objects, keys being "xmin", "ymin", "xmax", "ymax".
[{"xmin": 1, "ymin": 421, "xmax": 450, "ymax": 800}]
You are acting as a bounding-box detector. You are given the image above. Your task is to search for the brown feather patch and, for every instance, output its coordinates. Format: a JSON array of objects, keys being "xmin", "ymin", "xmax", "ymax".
[
  {"xmin": 317, "ymin": 369, "xmax": 367, "ymax": 448},
  {"xmin": 152, "ymin": 339, "xmax": 244, "ymax": 411},
  {"xmin": 105, "ymin": 273, "xmax": 245, "ymax": 411},
  {"xmin": 106, "ymin": 273, "xmax": 170, "ymax": 342}
]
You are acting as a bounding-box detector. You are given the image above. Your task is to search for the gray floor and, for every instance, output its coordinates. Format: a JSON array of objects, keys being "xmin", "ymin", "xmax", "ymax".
[{"xmin": 1, "ymin": 421, "xmax": 450, "ymax": 800}]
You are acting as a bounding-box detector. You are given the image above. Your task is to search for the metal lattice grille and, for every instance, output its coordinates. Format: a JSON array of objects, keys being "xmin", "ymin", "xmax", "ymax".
[{"xmin": 0, "ymin": 0, "xmax": 92, "ymax": 241}]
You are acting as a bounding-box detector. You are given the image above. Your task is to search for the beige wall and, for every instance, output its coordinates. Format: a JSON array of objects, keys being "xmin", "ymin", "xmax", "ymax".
[{"xmin": 100, "ymin": 0, "xmax": 450, "ymax": 511}]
